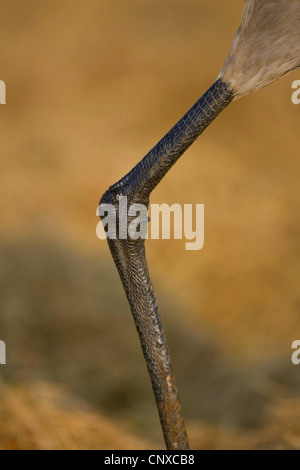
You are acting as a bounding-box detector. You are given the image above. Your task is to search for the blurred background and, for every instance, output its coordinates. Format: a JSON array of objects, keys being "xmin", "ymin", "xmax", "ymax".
[{"xmin": 0, "ymin": 0, "xmax": 300, "ymax": 450}]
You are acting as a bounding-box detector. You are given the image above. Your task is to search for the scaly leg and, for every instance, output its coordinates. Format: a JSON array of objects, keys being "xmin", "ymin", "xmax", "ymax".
[{"xmin": 100, "ymin": 79, "xmax": 234, "ymax": 450}]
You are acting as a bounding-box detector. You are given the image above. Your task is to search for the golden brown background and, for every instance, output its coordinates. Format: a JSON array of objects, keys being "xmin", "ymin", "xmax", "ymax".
[{"xmin": 0, "ymin": 0, "xmax": 300, "ymax": 449}]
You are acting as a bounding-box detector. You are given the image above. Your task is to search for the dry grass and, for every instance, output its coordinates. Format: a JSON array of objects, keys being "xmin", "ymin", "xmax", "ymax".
[
  {"xmin": 1, "ymin": 381, "xmax": 300, "ymax": 450},
  {"xmin": 0, "ymin": 381, "xmax": 158, "ymax": 450}
]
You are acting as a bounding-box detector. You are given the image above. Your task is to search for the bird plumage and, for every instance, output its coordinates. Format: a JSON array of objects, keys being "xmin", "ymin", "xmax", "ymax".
[{"xmin": 220, "ymin": 0, "xmax": 300, "ymax": 98}]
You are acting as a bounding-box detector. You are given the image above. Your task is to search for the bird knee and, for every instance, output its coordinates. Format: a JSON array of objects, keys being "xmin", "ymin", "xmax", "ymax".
[{"xmin": 99, "ymin": 182, "xmax": 150, "ymax": 243}]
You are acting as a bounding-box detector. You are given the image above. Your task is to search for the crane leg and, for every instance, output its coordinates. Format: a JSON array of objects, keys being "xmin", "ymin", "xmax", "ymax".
[{"xmin": 100, "ymin": 79, "xmax": 233, "ymax": 450}]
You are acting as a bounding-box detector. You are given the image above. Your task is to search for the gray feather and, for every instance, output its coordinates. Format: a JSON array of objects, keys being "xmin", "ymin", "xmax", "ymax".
[{"xmin": 220, "ymin": 0, "xmax": 300, "ymax": 98}]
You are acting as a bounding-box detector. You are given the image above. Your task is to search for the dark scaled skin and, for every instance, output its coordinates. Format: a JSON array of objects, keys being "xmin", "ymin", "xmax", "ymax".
[{"xmin": 100, "ymin": 79, "xmax": 234, "ymax": 450}]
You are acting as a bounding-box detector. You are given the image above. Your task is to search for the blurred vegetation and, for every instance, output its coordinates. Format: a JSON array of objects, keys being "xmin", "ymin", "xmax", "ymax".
[{"xmin": 0, "ymin": 0, "xmax": 300, "ymax": 449}]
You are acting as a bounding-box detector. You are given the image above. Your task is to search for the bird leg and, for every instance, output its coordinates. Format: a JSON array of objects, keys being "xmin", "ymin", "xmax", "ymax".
[{"xmin": 100, "ymin": 79, "xmax": 234, "ymax": 450}]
